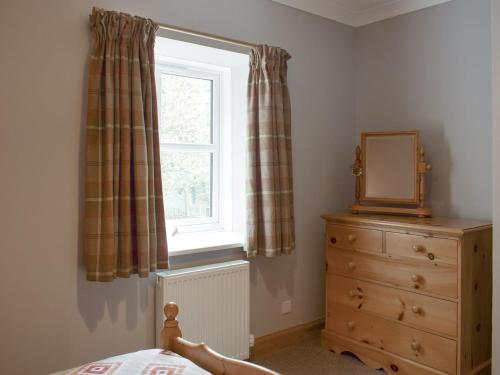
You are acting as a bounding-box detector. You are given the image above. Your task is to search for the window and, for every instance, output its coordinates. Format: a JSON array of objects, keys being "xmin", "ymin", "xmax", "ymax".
[
  {"xmin": 155, "ymin": 37, "xmax": 248, "ymax": 252},
  {"xmin": 157, "ymin": 64, "xmax": 222, "ymax": 233}
]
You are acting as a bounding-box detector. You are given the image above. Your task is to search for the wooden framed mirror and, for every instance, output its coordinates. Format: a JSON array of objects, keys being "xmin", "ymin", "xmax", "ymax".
[{"xmin": 351, "ymin": 131, "xmax": 432, "ymax": 217}]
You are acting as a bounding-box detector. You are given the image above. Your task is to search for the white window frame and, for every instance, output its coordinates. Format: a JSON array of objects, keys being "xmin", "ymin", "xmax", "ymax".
[{"xmin": 156, "ymin": 61, "xmax": 225, "ymax": 235}]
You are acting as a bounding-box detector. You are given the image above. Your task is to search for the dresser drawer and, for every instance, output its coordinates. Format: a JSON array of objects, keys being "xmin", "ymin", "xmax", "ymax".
[
  {"xmin": 327, "ymin": 249, "xmax": 458, "ymax": 298},
  {"xmin": 386, "ymin": 232, "xmax": 458, "ymax": 265},
  {"xmin": 327, "ymin": 303, "xmax": 457, "ymax": 374},
  {"xmin": 326, "ymin": 224, "xmax": 382, "ymax": 253},
  {"xmin": 327, "ymin": 274, "xmax": 458, "ymax": 337},
  {"xmin": 323, "ymin": 331, "xmax": 452, "ymax": 375}
]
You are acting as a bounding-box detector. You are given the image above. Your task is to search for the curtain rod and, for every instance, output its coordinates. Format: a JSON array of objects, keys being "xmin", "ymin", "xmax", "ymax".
[{"xmin": 157, "ymin": 22, "xmax": 258, "ymax": 50}]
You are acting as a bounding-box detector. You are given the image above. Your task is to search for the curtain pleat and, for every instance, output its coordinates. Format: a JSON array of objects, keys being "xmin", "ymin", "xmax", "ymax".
[
  {"xmin": 246, "ymin": 45, "xmax": 295, "ymax": 257},
  {"xmin": 84, "ymin": 8, "xmax": 168, "ymax": 281}
]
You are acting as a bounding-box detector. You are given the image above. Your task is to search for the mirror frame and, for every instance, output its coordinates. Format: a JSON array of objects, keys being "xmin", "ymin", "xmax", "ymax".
[
  {"xmin": 361, "ymin": 131, "xmax": 419, "ymax": 204},
  {"xmin": 351, "ymin": 130, "xmax": 432, "ymax": 217}
]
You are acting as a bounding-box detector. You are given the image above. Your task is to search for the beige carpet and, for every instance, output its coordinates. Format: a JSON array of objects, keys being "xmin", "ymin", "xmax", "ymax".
[{"xmin": 252, "ymin": 336, "xmax": 381, "ymax": 375}]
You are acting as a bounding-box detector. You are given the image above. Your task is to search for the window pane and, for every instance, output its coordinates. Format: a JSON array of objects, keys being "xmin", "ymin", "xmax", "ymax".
[
  {"xmin": 161, "ymin": 151, "xmax": 212, "ymax": 220},
  {"xmin": 160, "ymin": 74, "xmax": 212, "ymax": 144}
]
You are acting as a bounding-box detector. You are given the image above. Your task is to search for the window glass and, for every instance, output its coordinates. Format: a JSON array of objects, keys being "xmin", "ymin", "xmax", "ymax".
[
  {"xmin": 160, "ymin": 74, "xmax": 212, "ymax": 145},
  {"xmin": 161, "ymin": 150, "xmax": 213, "ymax": 220}
]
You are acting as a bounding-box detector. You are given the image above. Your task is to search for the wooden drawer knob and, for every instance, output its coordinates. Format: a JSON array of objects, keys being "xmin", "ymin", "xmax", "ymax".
[
  {"xmin": 411, "ymin": 274, "xmax": 421, "ymax": 282},
  {"xmin": 347, "ymin": 321, "xmax": 355, "ymax": 330},
  {"xmin": 330, "ymin": 237, "xmax": 337, "ymax": 245},
  {"xmin": 348, "ymin": 261, "xmax": 356, "ymax": 271},
  {"xmin": 347, "ymin": 234, "xmax": 356, "ymax": 243},
  {"xmin": 411, "ymin": 306, "xmax": 422, "ymax": 314},
  {"xmin": 411, "ymin": 340, "xmax": 421, "ymax": 352},
  {"xmin": 412, "ymin": 245, "xmax": 426, "ymax": 253},
  {"xmin": 348, "ymin": 289, "xmax": 363, "ymax": 298}
]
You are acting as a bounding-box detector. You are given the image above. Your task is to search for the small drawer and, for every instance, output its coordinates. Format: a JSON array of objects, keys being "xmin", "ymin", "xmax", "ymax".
[
  {"xmin": 327, "ymin": 303, "xmax": 457, "ymax": 374},
  {"xmin": 327, "ymin": 249, "xmax": 458, "ymax": 298},
  {"xmin": 326, "ymin": 224, "xmax": 382, "ymax": 253},
  {"xmin": 386, "ymin": 232, "xmax": 458, "ymax": 265},
  {"xmin": 327, "ymin": 274, "xmax": 458, "ymax": 336}
]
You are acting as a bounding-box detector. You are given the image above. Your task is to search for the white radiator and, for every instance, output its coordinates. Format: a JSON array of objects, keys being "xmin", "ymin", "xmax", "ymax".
[{"xmin": 156, "ymin": 260, "xmax": 250, "ymax": 360}]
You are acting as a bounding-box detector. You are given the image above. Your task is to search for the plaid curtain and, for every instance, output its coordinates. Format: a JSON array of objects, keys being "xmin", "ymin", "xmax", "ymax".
[
  {"xmin": 84, "ymin": 8, "xmax": 168, "ymax": 281},
  {"xmin": 246, "ymin": 45, "xmax": 295, "ymax": 257}
]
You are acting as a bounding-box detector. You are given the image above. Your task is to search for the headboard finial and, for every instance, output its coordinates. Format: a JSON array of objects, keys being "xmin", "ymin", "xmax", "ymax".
[
  {"xmin": 162, "ymin": 303, "xmax": 182, "ymax": 350},
  {"xmin": 164, "ymin": 302, "xmax": 179, "ymax": 320}
]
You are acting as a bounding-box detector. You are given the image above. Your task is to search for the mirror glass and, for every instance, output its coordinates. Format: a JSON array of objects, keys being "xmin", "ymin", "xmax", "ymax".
[{"xmin": 363, "ymin": 133, "xmax": 417, "ymax": 202}]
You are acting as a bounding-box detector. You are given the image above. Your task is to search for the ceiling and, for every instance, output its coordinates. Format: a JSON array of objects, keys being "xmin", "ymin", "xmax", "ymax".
[{"xmin": 271, "ymin": 0, "xmax": 455, "ymax": 27}]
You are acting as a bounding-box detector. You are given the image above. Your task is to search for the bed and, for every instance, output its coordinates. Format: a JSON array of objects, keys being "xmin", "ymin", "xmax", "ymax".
[{"xmin": 54, "ymin": 303, "xmax": 277, "ymax": 375}]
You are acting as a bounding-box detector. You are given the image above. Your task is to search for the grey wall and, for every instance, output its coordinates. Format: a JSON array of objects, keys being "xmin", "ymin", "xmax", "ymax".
[
  {"xmin": 354, "ymin": 0, "xmax": 492, "ymax": 220},
  {"xmin": 1, "ymin": 0, "xmax": 493, "ymax": 373},
  {"xmin": 0, "ymin": 0, "xmax": 354, "ymax": 373}
]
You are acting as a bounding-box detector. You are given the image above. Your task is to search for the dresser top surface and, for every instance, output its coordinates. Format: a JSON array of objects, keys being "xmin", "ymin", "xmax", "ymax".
[{"xmin": 321, "ymin": 213, "xmax": 492, "ymax": 235}]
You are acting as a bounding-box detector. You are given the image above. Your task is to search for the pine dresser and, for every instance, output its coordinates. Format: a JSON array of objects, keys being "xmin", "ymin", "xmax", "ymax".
[{"xmin": 321, "ymin": 213, "xmax": 492, "ymax": 375}]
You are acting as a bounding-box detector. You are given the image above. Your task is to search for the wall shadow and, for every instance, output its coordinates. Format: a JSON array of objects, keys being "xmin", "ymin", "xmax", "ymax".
[{"xmin": 422, "ymin": 123, "xmax": 453, "ymax": 217}]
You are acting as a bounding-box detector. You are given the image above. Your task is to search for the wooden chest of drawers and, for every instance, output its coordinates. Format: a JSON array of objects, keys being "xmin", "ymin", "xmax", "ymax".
[{"xmin": 321, "ymin": 213, "xmax": 492, "ymax": 375}]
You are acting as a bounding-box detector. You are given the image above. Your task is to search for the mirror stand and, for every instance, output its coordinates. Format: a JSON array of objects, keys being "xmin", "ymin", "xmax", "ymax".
[{"xmin": 351, "ymin": 140, "xmax": 432, "ymax": 218}]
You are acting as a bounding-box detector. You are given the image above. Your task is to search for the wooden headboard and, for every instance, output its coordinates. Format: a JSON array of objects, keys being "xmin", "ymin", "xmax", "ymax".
[{"xmin": 161, "ymin": 302, "xmax": 278, "ymax": 375}]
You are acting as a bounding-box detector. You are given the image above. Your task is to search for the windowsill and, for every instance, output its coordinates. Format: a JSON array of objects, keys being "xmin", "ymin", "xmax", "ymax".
[{"xmin": 168, "ymin": 231, "xmax": 244, "ymax": 256}]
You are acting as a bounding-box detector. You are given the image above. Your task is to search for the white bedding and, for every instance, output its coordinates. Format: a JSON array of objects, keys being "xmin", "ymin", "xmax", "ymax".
[{"xmin": 52, "ymin": 349, "xmax": 210, "ymax": 375}]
